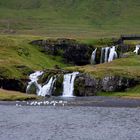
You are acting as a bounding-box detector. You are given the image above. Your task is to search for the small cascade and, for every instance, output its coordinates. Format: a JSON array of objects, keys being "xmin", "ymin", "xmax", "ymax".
[
  {"xmin": 26, "ymin": 71, "xmax": 56, "ymax": 96},
  {"xmin": 104, "ymin": 47, "xmax": 110, "ymax": 62},
  {"xmin": 39, "ymin": 77, "xmax": 56, "ymax": 96},
  {"xmin": 134, "ymin": 45, "xmax": 140, "ymax": 55},
  {"xmin": 62, "ymin": 72, "xmax": 79, "ymax": 97},
  {"xmin": 100, "ymin": 47, "xmax": 110, "ymax": 63},
  {"xmin": 108, "ymin": 46, "xmax": 118, "ymax": 62},
  {"xmin": 26, "ymin": 71, "xmax": 43, "ymax": 94},
  {"xmin": 91, "ymin": 48, "xmax": 97, "ymax": 64},
  {"xmin": 91, "ymin": 46, "xmax": 117, "ymax": 65}
]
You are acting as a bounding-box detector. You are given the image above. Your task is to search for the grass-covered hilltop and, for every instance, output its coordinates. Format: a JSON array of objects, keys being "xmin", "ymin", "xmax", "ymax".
[
  {"xmin": 0, "ymin": 0, "xmax": 140, "ymax": 38},
  {"xmin": 0, "ymin": 0, "xmax": 140, "ymax": 100}
]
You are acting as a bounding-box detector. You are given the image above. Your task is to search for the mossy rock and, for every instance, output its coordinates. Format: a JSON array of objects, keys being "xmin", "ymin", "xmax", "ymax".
[
  {"xmin": 26, "ymin": 83, "xmax": 37, "ymax": 95},
  {"xmin": 52, "ymin": 74, "xmax": 64, "ymax": 96},
  {"xmin": 38, "ymin": 72, "xmax": 51, "ymax": 84}
]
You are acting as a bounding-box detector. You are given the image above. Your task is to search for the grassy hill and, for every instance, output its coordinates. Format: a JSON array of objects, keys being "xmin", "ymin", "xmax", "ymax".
[
  {"xmin": 0, "ymin": 0, "xmax": 140, "ymax": 38},
  {"xmin": 0, "ymin": 35, "xmax": 69, "ymax": 79}
]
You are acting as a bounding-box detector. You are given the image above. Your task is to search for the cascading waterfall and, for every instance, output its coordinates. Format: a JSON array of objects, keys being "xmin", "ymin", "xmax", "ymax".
[
  {"xmin": 91, "ymin": 48, "xmax": 97, "ymax": 64},
  {"xmin": 26, "ymin": 71, "xmax": 43, "ymax": 94},
  {"xmin": 62, "ymin": 72, "xmax": 79, "ymax": 97},
  {"xmin": 91, "ymin": 46, "xmax": 117, "ymax": 65},
  {"xmin": 26, "ymin": 71, "xmax": 56, "ymax": 96},
  {"xmin": 38, "ymin": 77, "xmax": 56, "ymax": 96},
  {"xmin": 108, "ymin": 46, "xmax": 118, "ymax": 62},
  {"xmin": 134, "ymin": 45, "xmax": 140, "ymax": 55}
]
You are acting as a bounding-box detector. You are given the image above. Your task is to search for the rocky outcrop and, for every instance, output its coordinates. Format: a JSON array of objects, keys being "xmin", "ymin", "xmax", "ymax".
[
  {"xmin": 74, "ymin": 74, "xmax": 139, "ymax": 96},
  {"xmin": 101, "ymin": 76, "xmax": 138, "ymax": 92},
  {"xmin": 30, "ymin": 38, "xmax": 94, "ymax": 65},
  {"xmin": 74, "ymin": 74, "xmax": 100, "ymax": 96}
]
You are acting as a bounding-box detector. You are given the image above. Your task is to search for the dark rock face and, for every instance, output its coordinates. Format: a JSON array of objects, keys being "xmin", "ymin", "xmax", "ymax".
[
  {"xmin": 63, "ymin": 44, "xmax": 92, "ymax": 65},
  {"xmin": 138, "ymin": 48, "xmax": 140, "ymax": 55},
  {"xmin": 0, "ymin": 78, "xmax": 27, "ymax": 92},
  {"xmin": 74, "ymin": 74, "xmax": 139, "ymax": 96},
  {"xmin": 74, "ymin": 74, "xmax": 100, "ymax": 96},
  {"xmin": 101, "ymin": 76, "xmax": 137, "ymax": 92},
  {"xmin": 30, "ymin": 39, "xmax": 94, "ymax": 65}
]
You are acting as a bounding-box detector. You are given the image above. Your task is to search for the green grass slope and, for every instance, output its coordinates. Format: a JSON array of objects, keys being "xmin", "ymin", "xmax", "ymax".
[
  {"xmin": 0, "ymin": 0, "xmax": 140, "ymax": 38},
  {"xmin": 98, "ymin": 84, "xmax": 140, "ymax": 98},
  {"xmin": 0, "ymin": 35, "xmax": 69, "ymax": 79}
]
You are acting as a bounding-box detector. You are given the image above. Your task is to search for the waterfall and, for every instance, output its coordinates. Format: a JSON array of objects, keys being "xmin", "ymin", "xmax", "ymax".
[
  {"xmin": 108, "ymin": 46, "xmax": 118, "ymax": 62},
  {"xmin": 39, "ymin": 77, "xmax": 56, "ymax": 96},
  {"xmin": 104, "ymin": 47, "xmax": 110, "ymax": 62},
  {"xmin": 91, "ymin": 46, "xmax": 117, "ymax": 65},
  {"xmin": 91, "ymin": 48, "xmax": 97, "ymax": 64},
  {"xmin": 62, "ymin": 72, "xmax": 79, "ymax": 97},
  {"xmin": 26, "ymin": 71, "xmax": 56, "ymax": 96},
  {"xmin": 134, "ymin": 45, "xmax": 140, "ymax": 55},
  {"xmin": 26, "ymin": 71, "xmax": 43, "ymax": 94}
]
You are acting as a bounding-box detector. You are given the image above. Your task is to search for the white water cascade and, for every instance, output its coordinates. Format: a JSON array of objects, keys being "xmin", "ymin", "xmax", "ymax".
[
  {"xmin": 100, "ymin": 47, "xmax": 110, "ymax": 63},
  {"xmin": 62, "ymin": 72, "xmax": 79, "ymax": 97},
  {"xmin": 26, "ymin": 71, "xmax": 56, "ymax": 96},
  {"xmin": 26, "ymin": 71, "xmax": 43, "ymax": 95},
  {"xmin": 134, "ymin": 45, "xmax": 140, "ymax": 55},
  {"xmin": 39, "ymin": 77, "xmax": 56, "ymax": 96},
  {"xmin": 91, "ymin": 48, "xmax": 97, "ymax": 64},
  {"xmin": 108, "ymin": 46, "xmax": 118, "ymax": 62}
]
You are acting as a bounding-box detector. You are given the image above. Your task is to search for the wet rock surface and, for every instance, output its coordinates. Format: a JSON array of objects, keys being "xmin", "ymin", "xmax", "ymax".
[{"xmin": 0, "ymin": 104, "xmax": 140, "ymax": 140}]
